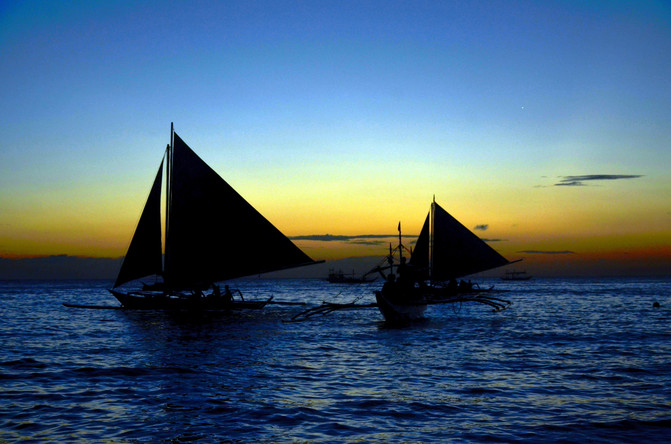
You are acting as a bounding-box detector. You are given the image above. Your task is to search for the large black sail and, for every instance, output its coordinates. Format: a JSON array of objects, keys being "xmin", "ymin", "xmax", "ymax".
[
  {"xmin": 431, "ymin": 202, "xmax": 509, "ymax": 280},
  {"xmin": 409, "ymin": 201, "xmax": 510, "ymax": 281},
  {"xmin": 164, "ymin": 133, "xmax": 317, "ymax": 288},
  {"xmin": 113, "ymin": 161, "xmax": 164, "ymax": 288}
]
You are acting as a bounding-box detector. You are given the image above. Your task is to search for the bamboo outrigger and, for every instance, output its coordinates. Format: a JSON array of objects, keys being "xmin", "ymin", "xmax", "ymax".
[{"xmin": 285, "ymin": 288, "xmax": 511, "ymax": 323}]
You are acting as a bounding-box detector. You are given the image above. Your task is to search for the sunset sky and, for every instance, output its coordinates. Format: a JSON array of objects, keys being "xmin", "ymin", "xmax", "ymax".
[{"xmin": 1, "ymin": 1, "xmax": 670, "ymax": 276}]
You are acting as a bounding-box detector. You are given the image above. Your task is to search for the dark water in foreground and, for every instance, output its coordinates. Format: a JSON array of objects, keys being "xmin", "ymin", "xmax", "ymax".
[{"xmin": 1, "ymin": 278, "xmax": 670, "ymax": 442}]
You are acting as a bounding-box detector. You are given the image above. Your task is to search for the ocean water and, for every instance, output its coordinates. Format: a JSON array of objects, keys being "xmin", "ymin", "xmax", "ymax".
[{"xmin": 1, "ymin": 278, "xmax": 670, "ymax": 443}]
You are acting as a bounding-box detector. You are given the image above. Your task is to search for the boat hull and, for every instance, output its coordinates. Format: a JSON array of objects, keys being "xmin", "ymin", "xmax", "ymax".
[
  {"xmin": 109, "ymin": 290, "xmax": 271, "ymax": 310},
  {"xmin": 375, "ymin": 290, "xmax": 427, "ymax": 323}
]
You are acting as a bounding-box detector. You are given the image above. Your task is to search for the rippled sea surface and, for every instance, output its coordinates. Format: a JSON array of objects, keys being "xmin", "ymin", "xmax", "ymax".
[{"xmin": 1, "ymin": 278, "xmax": 670, "ymax": 442}]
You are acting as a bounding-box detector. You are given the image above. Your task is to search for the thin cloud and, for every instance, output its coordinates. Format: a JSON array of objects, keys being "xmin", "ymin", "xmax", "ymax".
[
  {"xmin": 474, "ymin": 224, "xmax": 489, "ymax": 231},
  {"xmin": 483, "ymin": 238, "xmax": 506, "ymax": 242},
  {"xmin": 290, "ymin": 234, "xmax": 354, "ymax": 241},
  {"xmin": 555, "ymin": 174, "xmax": 643, "ymax": 187},
  {"xmin": 349, "ymin": 240, "xmax": 387, "ymax": 246},
  {"xmin": 518, "ymin": 250, "xmax": 576, "ymax": 255},
  {"xmin": 555, "ymin": 180, "xmax": 587, "ymax": 187},
  {"xmin": 290, "ymin": 234, "xmax": 416, "ymax": 242}
]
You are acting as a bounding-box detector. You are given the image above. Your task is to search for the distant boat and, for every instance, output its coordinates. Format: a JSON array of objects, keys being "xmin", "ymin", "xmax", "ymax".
[
  {"xmin": 109, "ymin": 124, "xmax": 321, "ymax": 310},
  {"xmin": 501, "ymin": 270, "xmax": 532, "ymax": 281},
  {"xmin": 368, "ymin": 198, "xmax": 514, "ymax": 322},
  {"xmin": 326, "ymin": 269, "xmax": 376, "ymax": 284}
]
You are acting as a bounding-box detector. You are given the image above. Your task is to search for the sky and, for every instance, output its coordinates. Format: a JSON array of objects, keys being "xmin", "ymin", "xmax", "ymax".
[{"xmin": 1, "ymin": 0, "xmax": 670, "ymax": 277}]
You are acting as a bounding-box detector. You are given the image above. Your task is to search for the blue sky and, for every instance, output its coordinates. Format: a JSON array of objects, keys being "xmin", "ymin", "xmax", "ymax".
[{"xmin": 1, "ymin": 0, "xmax": 670, "ymax": 274}]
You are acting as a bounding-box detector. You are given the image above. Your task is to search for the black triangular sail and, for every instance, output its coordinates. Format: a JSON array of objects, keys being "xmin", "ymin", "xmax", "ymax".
[
  {"xmin": 164, "ymin": 132, "xmax": 318, "ymax": 288},
  {"xmin": 409, "ymin": 201, "xmax": 510, "ymax": 281},
  {"xmin": 113, "ymin": 160, "xmax": 164, "ymax": 288},
  {"xmin": 431, "ymin": 202, "xmax": 510, "ymax": 280}
]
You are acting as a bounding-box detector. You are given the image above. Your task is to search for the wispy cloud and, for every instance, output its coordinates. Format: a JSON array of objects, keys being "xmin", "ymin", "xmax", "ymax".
[
  {"xmin": 474, "ymin": 224, "xmax": 489, "ymax": 231},
  {"xmin": 555, "ymin": 174, "xmax": 643, "ymax": 187},
  {"xmin": 293, "ymin": 233, "xmax": 498, "ymax": 247},
  {"xmin": 290, "ymin": 234, "xmax": 416, "ymax": 242},
  {"xmin": 290, "ymin": 234, "xmax": 355, "ymax": 241},
  {"xmin": 555, "ymin": 180, "xmax": 587, "ymax": 187},
  {"xmin": 518, "ymin": 250, "xmax": 576, "ymax": 255},
  {"xmin": 349, "ymin": 240, "xmax": 387, "ymax": 246}
]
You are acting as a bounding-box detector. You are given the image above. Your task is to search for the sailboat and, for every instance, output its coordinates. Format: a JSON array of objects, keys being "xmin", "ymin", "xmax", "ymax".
[
  {"xmin": 369, "ymin": 198, "xmax": 514, "ymax": 322},
  {"xmin": 109, "ymin": 124, "xmax": 321, "ymax": 310},
  {"xmin": 367, "ymin": 225, "xmax": 427, "ymax": 323}
]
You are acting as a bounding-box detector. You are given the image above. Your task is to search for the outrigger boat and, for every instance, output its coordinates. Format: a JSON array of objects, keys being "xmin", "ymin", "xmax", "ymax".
[
  {"xmin": 366, "ymin": 229, "xmax": 428, "ymax": 323},
  {"xmin": 366, "ymin": 198, "xmax": 516, "ymax": 322},
  {"xmin": 106, "ymin": 124, "xmax": 321, "ymax": 310}
]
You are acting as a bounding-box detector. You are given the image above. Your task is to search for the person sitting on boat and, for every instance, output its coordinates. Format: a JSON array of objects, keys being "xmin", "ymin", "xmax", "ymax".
[
  {"xmin": 223, "ymin": 285, "xmax": 234, "ymax": 302},
  {"xmin": 448, "ymin": 279, "xmax": 458, "ymax": 292},
  {"xmin": 211, "ymin": 285, "xmax": 221, "ymax": 298},
  {"xmin": 459, "ymin": 280, "xmax": 473, "ymax": 292},
  {"xmin": 209, "ymin": 284, "xmax": 234, "ymax": 304},
  {"xmin": 206, "ymin": 285, "xmax": 219, "ymax": 303},
  {"xmin": 191, "ymin": 289, "xmax": 204, "ymax": 303}
]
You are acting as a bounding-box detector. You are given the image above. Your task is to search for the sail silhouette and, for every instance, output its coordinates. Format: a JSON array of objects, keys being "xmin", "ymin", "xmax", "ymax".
[
  {"xmin": 164, "ymin": 133, "xmax": 316, "ymax": 289},
  {"xmin": 114, "ymin": 161, "xmax": 163, "ymax": 288},
  {"xmin": 410, "ymin": 200, "xmax": 510, "ymax": 281},
  {"xmin": 110, "ymin": 125, "xmax": 320, "ymax": 308},
  {"xmin": 373, "ymin": 198, "xmax": 513, "ymax": 322}
]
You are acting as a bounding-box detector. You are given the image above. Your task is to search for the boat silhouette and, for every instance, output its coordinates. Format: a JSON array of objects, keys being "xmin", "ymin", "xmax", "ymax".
[{"xmin": 109, "ymin": 124, "xmax": 321, "ymax": 310}]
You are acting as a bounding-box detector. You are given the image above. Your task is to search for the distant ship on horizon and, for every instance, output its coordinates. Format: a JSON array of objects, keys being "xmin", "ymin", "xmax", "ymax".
[
  {"xmin": 501, "ymin": 270, "xmax": 532, "ymax": 281},
  {"xmin": 326, "ymin": 268, "xmax": 376, "ymax": 284}
]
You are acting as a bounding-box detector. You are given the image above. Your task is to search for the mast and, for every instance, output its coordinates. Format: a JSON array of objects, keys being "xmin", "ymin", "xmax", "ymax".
[
  {"xmin": 429, "ymin": 195, "xmax": 435, "ymax": 281},
  {"xmin": 398, "ymin": 221, "xmax": 403, "ymax": 262},
  {"xmin": 389, "ymin": 243, "xmax": 394, "ymax": 275},
  {"xmin": 164, "ymin": 122, "xmax": 174, "ymax": 279}
]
